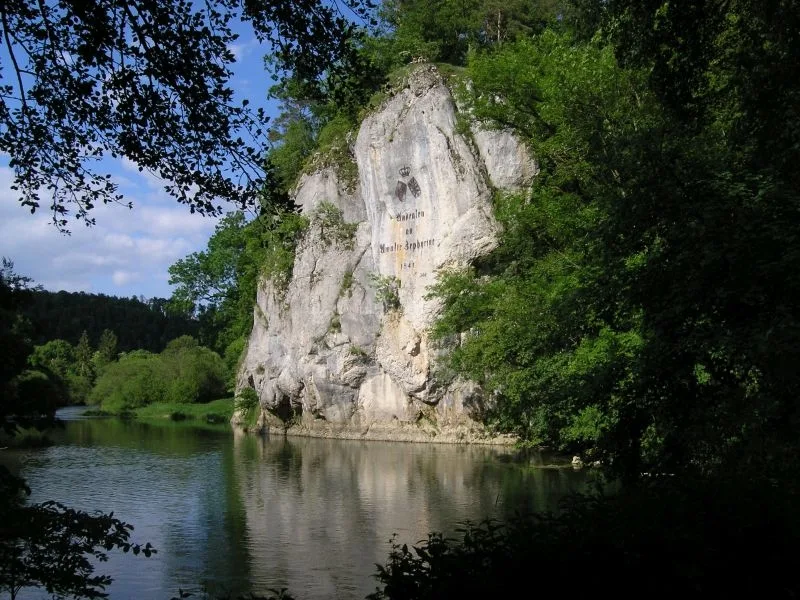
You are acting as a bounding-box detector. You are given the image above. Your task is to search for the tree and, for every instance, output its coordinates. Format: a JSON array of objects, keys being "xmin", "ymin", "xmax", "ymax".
[
  {"xmin": 0, "ymin": 0, "xmax": 376, "ymax": 229},
  {"xmin": 93, "ymin": 328, "xmax": 118, "ymax": 373},
  {"xmin": 0, "ymin": 258, "xmax": 43, "ymax": 432},
  {"xmin": 21, "ymin": 289, "xmax": 199, "ymax": 352},
  {"xmin": 169, "ymin": 213, "xmax": 248, "ymax": 315},
  {"xmin": 429, "ymin": 1, "xmax": 800, "ymax": 478},
  {"xmin": 168, "ymin": 211, "xmax": 251, "ymax": 351},
  {"xmin": 383, "ymin": 0, "xmax": 562, "ymax": 64},
  {"xmin": 168, "ymin": 208, "xmax": 308, "ymax": 354},
  {"xmin": 89, "ymin": 335, "xmax": 227, "ymax": 410},
  {"xmin": 27, "ymin": 339, "xmax": 74, "ymax": 380},
  {"xmin": 74, "ymin": 331, "xmax": 94, "ymax": 379}
]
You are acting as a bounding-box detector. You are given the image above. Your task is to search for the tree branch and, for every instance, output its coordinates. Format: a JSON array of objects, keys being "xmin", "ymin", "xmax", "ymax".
[{"xmin": 1, "ymin": 7, "xmax": 29, "ymax": 117}]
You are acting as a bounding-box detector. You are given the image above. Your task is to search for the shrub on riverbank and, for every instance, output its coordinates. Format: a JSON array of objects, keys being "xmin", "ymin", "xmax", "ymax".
[
  {"xmin": 0, "ymin": 426, "xmax": 53, "ymax": 448},
  {"xmin": 89, "ymin": 337, "xmax": 227, "ymax": 412}
]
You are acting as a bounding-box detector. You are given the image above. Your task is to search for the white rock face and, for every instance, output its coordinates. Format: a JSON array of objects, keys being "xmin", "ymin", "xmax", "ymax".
[
  {"xmin": 472, "ymin": 127, "xmax": 539, "ymax": 191},
  {"xmin": 236, "ymin": 65, "xmax": 533, "ymax": 443}
]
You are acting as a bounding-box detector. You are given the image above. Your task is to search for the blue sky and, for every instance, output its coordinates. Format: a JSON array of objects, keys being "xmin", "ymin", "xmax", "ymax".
[{"xmin": 0, "ymin": 21, "xmax": 276, "ymax": 300}]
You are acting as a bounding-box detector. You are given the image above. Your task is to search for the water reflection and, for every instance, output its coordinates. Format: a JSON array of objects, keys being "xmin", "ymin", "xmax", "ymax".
[
  {"xmin": 7, "ymin": 412, "xmax": 595, "ymax": 599},
  {"xmin": 232, "ymin": 434, "xmax": 596, "ymax": 599}
]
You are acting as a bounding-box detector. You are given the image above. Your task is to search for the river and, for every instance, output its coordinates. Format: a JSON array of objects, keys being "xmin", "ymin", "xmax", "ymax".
[{"xmin": 4, "ymin": 407, "xmax": 597, "ymax": 599}]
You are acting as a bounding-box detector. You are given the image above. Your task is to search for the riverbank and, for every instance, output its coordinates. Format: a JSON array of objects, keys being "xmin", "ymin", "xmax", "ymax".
[
  {"xmin": 231, "ymin": 407, "xmax": 517, "ymax": 446},
  {"xmin": 84, "ymin": 398, "xmax": 234, "ymax": 424}
]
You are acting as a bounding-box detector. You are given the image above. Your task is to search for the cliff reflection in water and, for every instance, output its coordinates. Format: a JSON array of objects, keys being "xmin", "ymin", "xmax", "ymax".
[
  {"xmin": 232, "ymin": 433, "xmax": 594, "ymax": 599},
  {"xmin": 10, "ymin": 413, "xmax": 593, "ymax": 600}
]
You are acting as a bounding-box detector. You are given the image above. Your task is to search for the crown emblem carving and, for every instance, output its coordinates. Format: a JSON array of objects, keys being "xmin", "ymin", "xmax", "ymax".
[{"xmin": 399, "ymin": 166, "xmax": 410, "ymax": 177}]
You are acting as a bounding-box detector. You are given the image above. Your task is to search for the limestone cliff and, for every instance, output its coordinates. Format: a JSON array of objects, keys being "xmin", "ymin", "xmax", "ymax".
[{"xmin": 235, "ymin": 65, "xmax": 536, "ymax": 443}]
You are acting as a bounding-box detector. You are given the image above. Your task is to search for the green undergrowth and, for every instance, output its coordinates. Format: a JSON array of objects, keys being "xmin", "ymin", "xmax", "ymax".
[
  {"xmin": 312, "ymin": 202, "xmax": 358, "ymax": 249},
  {"xmin": 131, "ymin": 398, "xmax": 234, "ymax": 424},
  {"xmin": 368, "ymin": 473, "xmax": 800, "ymax": 599},
  {"xmin": 234, "ymin": 388, "xmax": 261, "ymax": 429},
  {"xmin": 0, "ymin": 427, "xmax": 54, "ymax": 448},
  {"xmin": 242, "ymin": 406, "xmax": 260, "ymax": 429},
  {"xmin": 258, "ymin": 212, "xmax": 310, "ymax": 291},
  {"xmin": 303, "ymin": 115, "xmax": 359, "ymax": 191}
]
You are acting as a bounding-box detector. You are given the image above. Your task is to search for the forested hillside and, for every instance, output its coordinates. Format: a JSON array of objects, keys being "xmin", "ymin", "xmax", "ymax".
[{"xmin": 22, "ymin": 290, "xmax": 199, "ymax": 352}]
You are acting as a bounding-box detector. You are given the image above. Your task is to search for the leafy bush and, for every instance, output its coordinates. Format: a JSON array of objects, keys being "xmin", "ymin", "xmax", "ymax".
[
  {"xmin": 27, "ymin": 340, "xmax": 74, "ymax": 379},
  {"xmin": 90, "ymin": 337, "xmax": 226, "ymax": 412},
  {"xmin": 161, "ymin": 337, "xmax": 227, "ymax": 404},
  {"xmin": 310, "ymin": 115, "xmax": 359, "ymax": 189},
  {"xmin": 339, "ymin": 268, "xmax": 354, "ymax": 297},
  {"xmin": 12, "ymin": 369, "xmax": 68, "ymax": 415},
  {"xmin": 0, "ymin": 498, "xmax": 155, "ymax": 600},
  {"xmin": 234, "ymin": 388, "xmax": 261, "ymax": 429},
  {"xmin": 64, "ymin": 373, "xmax": 93, "ymax": 405},
  {"xmin": 234, "ymin": 388, "xmax": 259, "ymax": 413},
  {"xmin": 223, "ymin": 336, "xmax": 247, "ymax": 391},
  {"xmin": 89, "ymin": 353, "xmax": 166, "ymax": 412},
  {"xmin": 312, "ymin": 202, "xmax": 358, "ymax": 249},
  {"xmin": 369, "ymin": 274, "xmax": 401, "ymax": 311},
  {"xmin": 369, "ymin": 474, "xmax": 800, "ymax": 599},
  {"xmin": 349, "ymin": 345, "xmax": 368, "ymax": 359},
  {"xmin": 257, "ymin": 211, "xmax": 310, "ymax": 290}
]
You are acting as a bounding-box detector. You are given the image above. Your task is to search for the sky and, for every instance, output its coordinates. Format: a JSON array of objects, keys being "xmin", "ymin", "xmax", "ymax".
[{"xmin": 0, "ymin": 21, "xmax": 275, "ymax": 300}]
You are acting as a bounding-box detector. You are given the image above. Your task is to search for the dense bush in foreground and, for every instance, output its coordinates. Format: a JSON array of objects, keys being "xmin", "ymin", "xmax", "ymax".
[{"xmin": 368, "ymin": 473, "xmax": 800, "ymax": 599}]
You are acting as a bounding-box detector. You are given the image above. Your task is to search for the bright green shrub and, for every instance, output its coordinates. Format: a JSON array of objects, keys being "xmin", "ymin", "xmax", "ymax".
[
  {"xmin": 90, "ymin": 337, "xmax": 227, "ymax": 412},
  {"xmin": 89, "ymin": 353, "xmax": 166, "ymax": 411}
]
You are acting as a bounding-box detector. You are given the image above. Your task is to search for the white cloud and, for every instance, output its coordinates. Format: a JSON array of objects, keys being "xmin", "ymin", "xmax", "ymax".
[
  {"xmin": 228, "ymin": 37, "xmax": 259, "ymax": 61},
  {"xmin": 112, "ymin": 270, "xmax": 141, "ymax": 286},
  {"xmin": 0, "ymin": 164, "xmax": 220, "ymax": 298},
  {"xmin": 52, "ymin": 252, "xmax": 126, "ymax": 268},
  {"xmin": 120, "ymin": 157, "xmax": 165, "ymax": 190},
  {"xmin": 135, "ymin": 236, "xmax": 194, "ymax": 261},
  {"xmin": 103, "ymin": 232, "xmax": 136, "ymax": 250},
  {"xmin": 136, "ymin": 205, "xmax": 218, "ymax": 237}
]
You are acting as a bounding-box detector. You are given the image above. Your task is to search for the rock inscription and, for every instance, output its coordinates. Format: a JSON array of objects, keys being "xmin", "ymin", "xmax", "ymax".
[
  {"xmin": 395, "ymin": 166, "xmax": 422, "ymax": 201},
  {"xmin": 383, "ymin": 170, "xmax": 435, "ymax": 265}
]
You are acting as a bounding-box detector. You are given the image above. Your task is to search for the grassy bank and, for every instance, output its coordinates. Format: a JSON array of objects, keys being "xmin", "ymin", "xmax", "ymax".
[{"xmin": 130, "ymin": 398, "xmax": 235, "ymax": 424}]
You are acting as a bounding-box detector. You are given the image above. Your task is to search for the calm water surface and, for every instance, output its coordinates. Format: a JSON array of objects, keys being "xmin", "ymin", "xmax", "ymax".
[{"xmin": 5, "ymin": 407, "xmax": 597, "ymax": 599}]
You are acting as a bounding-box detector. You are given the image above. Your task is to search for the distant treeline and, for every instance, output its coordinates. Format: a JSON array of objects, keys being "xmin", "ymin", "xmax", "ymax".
[{"xmin": 21, "ymin": 290, "xmax": 199, "ymax": 353}]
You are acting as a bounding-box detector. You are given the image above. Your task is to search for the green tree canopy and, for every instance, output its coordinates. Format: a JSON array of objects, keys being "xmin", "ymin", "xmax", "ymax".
[
  {"xmin": 93, "ymin": 328, "xmax": 119, "ymax": 374},
  {"xmin": 90, "ymin": 335, "xmax": 227, "ymax": 411},
  {"xmin": 383, "ymin": 0, "xmax": 562, "ymax": 64},
  {"xmin": 27, "ymin": 339, "xmax": 74, "ymax": 380},
  {"xmin": 429, "ymin": 0, "xmax": 800, "ymax": 478}
]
